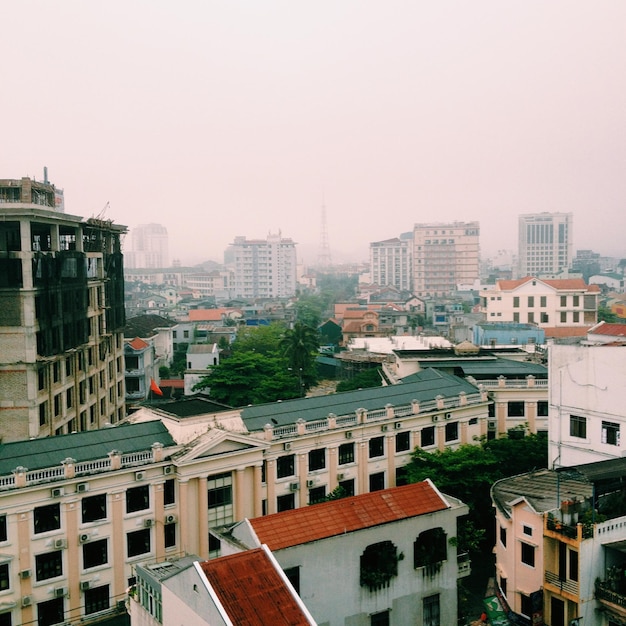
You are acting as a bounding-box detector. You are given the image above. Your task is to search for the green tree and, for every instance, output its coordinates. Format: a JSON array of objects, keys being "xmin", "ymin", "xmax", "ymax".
[
  {"xmin": 598, "ymin": 305, "xmax": 620, "ymax": 323},
  {"xmin": 280, "ymin": 322, "xmax": 320, "ymax": 392},
  {"xmin": 336, "ymin": 368, "xmax": 383, "ymax": 392},
  {"xmin": 234, "ymin": 324, "xmax": 286, "ymax": 356}
]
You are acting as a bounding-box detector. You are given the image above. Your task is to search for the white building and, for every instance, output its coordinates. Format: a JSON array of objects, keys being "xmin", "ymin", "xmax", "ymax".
[
  {"xmin": 126, "ymin": 223, "xmax": 169, "ymax": 269},
  {"xmin": 518, "ymin": 212, "xmax": 572, "ymax": 278},
  {"xmin": 228, "ymin": 233, "xmax": 297, "ymax": 299},
  {"xmin": 217, "ymin": 480, "xmax": 469, "ymax": 626},
  {"xmin": 548, "ymin": 344, "xmax": 626, "ymax": 468},
  {"xmin": 184, "ymin": 344, "xmax": 219, "ymax": 395},
  {"xmin": 370, "ymin": 237, "xmax": 412, "ymax": 291},
  {"xmin": 412, "ymin": 222, "xmax": 480, "ymax": 297},
  {"xmin": 480, "ymin": 277, "xmax": 599, "ymax": 329}
]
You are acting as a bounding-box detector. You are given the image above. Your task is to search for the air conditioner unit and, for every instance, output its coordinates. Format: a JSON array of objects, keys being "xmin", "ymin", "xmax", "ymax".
[
  {"xmin": 381, "ymin": 424, "xmax": 389, "ymax": 432},
  {"xmin": 21, "ymin": 596, "xmax": 32, "ymax": 607},
  {"xmin": 51, "ymin": 487, "xmax": 64, "ymax": 498},
  {"xmin": 306, "ymin": 480, "xmax": 315, "ymax": 488},
  {"xmin": 54, "ymin": 538, "xmax": 67, "ymax": 549},
  {"xmin": 143, "ymin": 518, "xmax": 155, "ymax": 528},
  {"xmin": 76, "ymin": 482, "xmax": 89, "ymax": 493},
  {"xmin": 336, "ymin": 473, "xmax": 345, "ymax": 481},
  {"xmin": 19, "ymin": 569, "xmax": 31, "ymax": 579},
  {"xmin": 165, "ymin": 514, "xmax": 177, "ymax": 524},
  {"xmin": 80, "ymin": 581, "xmax": 91, "ymax": 591},
  {"xmin": 163, "ymin": 466, "xmax": 174, "ymax": 475},
  {"xmin": 445, "ymin": 413, "xmax": 452, "ymax": 420},
  {"xmin": 289, "ymin": 483, "xmax": 300, "ymax": 491},
  {"xmin": 54, "ymin": 587, "xmax": 66, "ymax": 598},
  {"xmin": 345, "ymin": 431, "xmax": 353, "ymax": 439},
  {"xmin": 79, "ymin": 533, "xmax": 90, "ymax": 544},
  {"xmin": 432, "ymin": 415, "xmax": 439, "ymax": 422},
  {"xmin": 135, "ymin": 471, "xmax": 145, "ymax": 481},
  {"xmin": 283, "ymin": 442, "xmax": 292, "ymax": 451},
  {"xmin": 394, "ymin": 422, "xmax": 402, "ymax": 430}
]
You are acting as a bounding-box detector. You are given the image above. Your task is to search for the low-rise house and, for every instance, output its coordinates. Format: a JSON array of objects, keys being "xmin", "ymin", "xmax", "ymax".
[
  {"xmin": 585, "ymin": 321, "xmax": 626, "ymax": 345},
  {"xmin": 216, "ymin": 481, "xmax": 469, "ymax": 626},
  {"xmin": 184, "ymin": 344, "xmax": 219, "ymax": 395},
  {"xmin": 472, "ymin": 322, "xmax": 545, "ymax": 348}
]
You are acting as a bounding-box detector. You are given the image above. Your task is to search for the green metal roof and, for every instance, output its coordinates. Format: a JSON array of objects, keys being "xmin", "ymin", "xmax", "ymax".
[
  {"xmin": 403, "ymin": 357, "xmax": 547, "ymax": 378},
  {"xmin": 241, "ymin": 368, "xmax": 481, "ymax": 431},
  {"xmin": 0, "ymin": 421, "xmax": 175, "ymax": 475}
]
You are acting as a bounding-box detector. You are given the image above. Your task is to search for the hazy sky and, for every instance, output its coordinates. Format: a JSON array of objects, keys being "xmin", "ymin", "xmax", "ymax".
[{"xmin": 3, "ymin": 1, "xmax": 626, "ymax": 265}]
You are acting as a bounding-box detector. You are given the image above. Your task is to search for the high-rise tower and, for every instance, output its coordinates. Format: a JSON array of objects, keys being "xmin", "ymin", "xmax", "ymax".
[
  {"xmin": 0, "ymin": 177, "xmax": 127, "ymax": 442},
  {"xmin": 518, "ymin": 212, "xmax": 572, "ymax": 277}
]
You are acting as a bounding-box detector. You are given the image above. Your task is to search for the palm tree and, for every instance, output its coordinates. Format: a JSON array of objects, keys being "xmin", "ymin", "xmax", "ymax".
[{"xmin": 280, "ymin": 322, "xmax": 320, "ymax": 394}]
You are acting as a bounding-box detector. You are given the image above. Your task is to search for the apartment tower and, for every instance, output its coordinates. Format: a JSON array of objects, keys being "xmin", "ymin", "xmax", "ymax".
[
  {"xmin": 412, "ymin": 221, "xmax": 480, "ymax": 297},
  {"xmin": 370, "ymin": 235, "xmax": 412, "ymax": 291},
  {"xmin": 0, "ymin": 177, "xmax": 127, "ymax": 442},
  {"xmin": 125, "ymin": 223, "xmax": 169, "ymax": 269},
  {"xmin": 518, "ymin": 212, "xmax": 572, "ymax": 277}
]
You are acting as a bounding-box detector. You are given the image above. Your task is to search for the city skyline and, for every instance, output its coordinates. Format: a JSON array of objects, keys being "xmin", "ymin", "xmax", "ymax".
[{"xmin": 3, "ymin": 2, "xmax": 626, "ymax": 265}]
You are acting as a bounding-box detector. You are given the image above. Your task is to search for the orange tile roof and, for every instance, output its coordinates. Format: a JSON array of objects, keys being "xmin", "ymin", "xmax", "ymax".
[
  {"xmin": 159, "ymin": 379, "xmax": 184, "ymax": 388},
  {"xmin": 200, "ymin": 548, "xmax": 312, "ymax": 625},
  {"xmin": 188, "ymin": 309, "xmax": 225, "ymax": 322},
  {"xmin": 496, "ymin": 277, "xmax": 595, "ymax": 292},
  {"xmin": 127, "ymin": 337, "xmax": 149, "ymax": 350},
  {"xmin": 543, "ymin": 326, "xmax": 591, "ymax": 338},
  {"xmin": 589, "ymin": 323, "xmax": 626, "ymax": 337},
  {"xmin": 250, "ymin": 481, "xmax": 448, "ymax": 551}
]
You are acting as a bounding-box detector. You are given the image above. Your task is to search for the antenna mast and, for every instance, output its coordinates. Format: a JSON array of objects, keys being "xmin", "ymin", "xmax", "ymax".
[{"xmin": 317, "ymin": 202, "xmax": 332, "ymax": 268}]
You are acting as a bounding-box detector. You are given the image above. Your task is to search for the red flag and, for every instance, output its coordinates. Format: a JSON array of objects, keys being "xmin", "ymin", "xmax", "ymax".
[{"xmin": 150, "ymin": 378, "xmax": 163, "ymax": 396}]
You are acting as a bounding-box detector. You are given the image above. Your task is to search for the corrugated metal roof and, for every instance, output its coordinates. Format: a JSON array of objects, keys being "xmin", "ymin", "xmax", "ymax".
[
  {"xmin": 249, "ymin": 481, "xmax": 449, "ymax": 551},
  {"xmin": 201, "ymin": 548, "xmax": 313, "ymax": 625},
  {"xmin": 240, "ymin": 368, "xmax": 480, "ymax": 430},
  {"xmin": 402, "ymin": 357, "xmax": 547, "ymax": 378},
  {"xmin": 0, "ymin": 421, "xmax": 175, "ymax": 475}
]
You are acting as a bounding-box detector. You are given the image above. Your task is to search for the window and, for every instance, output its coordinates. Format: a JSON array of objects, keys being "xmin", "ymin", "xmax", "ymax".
[
  {"xmin": 540, "ymin": 312, "xmax": 549, "ymax": 323},
  {"xmin": 573, "ymin": 295, "xmax": 579, "ymax": 307},
  {"xmin": 414, "ymin": 528, "xmax": 447, "ymax": 569},
  {"xmin": 277, "ymin": 455, "xmax": 295, "ymax": 478},
  {"xmin": 560, "ymin": 311, "xmax": 567, "ymax": 323},
  {"xmin": 127, "ymin": 529, "xmax": 151, "ymax": 557},
  {"xmin": 208, "ymin": 472, "xmax": 233, "ymax": 526},
  {"xmin": 395, "ymin": 431, "xmax": 410, "ymax": 452},
  {"xmin": 35, "ymin": 550, "xmax": 63, "ymax": 580},
  {"xmin": 369, "ymin": 437, "xmax": 384, "ymax": 458},
  {"xmin": 602, "ymin": 421, "xmax": 620, "ymax": 446},
  {"xmin": 527, "ymin": 296, "xmax": 534, "ymax": 307},
  {"xmin": 54, "ymin": 393, "xmax": 61, "ymax": 416},
  {"xmin": 573, "ymin": 311, "xmax": 580, "ymax": 323},
  {"xmin": 34, "ymin": 504, "xmax": 60, "ymax": 534},
  {"xmin": 444, "ymin": 421, "xmax": 458, "ymax": 442},
  {"xmin": 308, "ymin": 486, "xmax": 326, "ymax": 504},
  {"xmin": 66, "ymin": 388, "xmax": 73, "ymax": 409},
  {"xmin": 369, "ymin": 472, "xmax": 385, "ymax": 492},
  {"xmin": 82, "ymin": 494, "xmax": 107, "ymax": 523},
  {"xmin": 338, "ymin": 443, "xmax": 354, "ymax": 465},
  {"xmin": 126, "ymin": 485, "xmax": 150, "ymax": 513},
  {"xmin": 85, "ymin": 584, "xmax": 110, "ymax": 615},
  {"xmin": 283, "ymin": 566, "xmax": 300, "ymax": 594},
  {"xmin": 508, "ymin": 402, "xmax": 525, "ymax": 417},
  {"xmin": 500, "ymin": 526, "xmax": 507, "ymax": 547},
  {"xmin": 0, "ymin": 612, "xmax": 9, "ymax": 626},
  {"xmin": 360, "ymin": 541, "xmax": 398, "ymax": 591},
  {"xmin": 83, "ymin": 539, "xmax": 108, "ymax": 569},
  {"xmin": 308, "ymin": 448, "xmax": 325, "ymax": 472},
  {"xmin": 527, "ymin": 312, "xmax": 535, "ymax": 323},
  {"xmin": 520, "ymin": 593, "xmax": 532, "ymax": 618},
  {"xmin": 513, "ymin": 297, "xmax": 519, "ymax": 308},
  {"xmin": 513, "ymin": 312, "xmax": 520, "ymax": 323},
  {"xmin": 0, "ymin": 563, "xmax": 8, "ymax": 591},
  {"xmin": 37, "ymin": 598, "xmax": 64, "ymax": 626},
  {"xmin": 537, "ymin": 401, "xmax": 549, "ymax": 417},
  {"xmin": 0, "ymin": 516, "xmax": 6, "ymax": 542},
  {"xmin": 164, "ymin": 479, "xmax": 176, "ymax": 506},
  {"xmin": 523, "ymin": 525, "xmax": 532, "ymax": 536},
  {"xmin": 421, "ymin": 426, "xmax": 435, "ymax": 447},
  {"xmin": 560, "ymin": 295, "xmax": 567, "ymax": 307},
  {"xmin": 339, "ymin": 478, "xmax": 355, "ymax": 497},
  {"xmin": 570, "ymin": 415, "xmax": 586, "ymax": 438},
  {"xmin": 521, "ymin": 542, "xmax": 535, "ymax": 567},
  {"xmin": 540, "ymin": 296, "xmax": 547, "ymax": 307},
  {"xmin": 164, "ymin": 523, "xmax": 176, "ymax": 548},
  {"xmin": 395, "ymin": 466, "xmax": 409, "ymax": 486},
  {"xmin": 277, "ymin": 493, "xmax": 295, "ymax": 512},
  {"xmin": 371, "ymin": 611, "xmax": 390, "ymax": 626},
  {"xmin": 423, "ymin": 594, "xmax": 440, "ymax": 626}
]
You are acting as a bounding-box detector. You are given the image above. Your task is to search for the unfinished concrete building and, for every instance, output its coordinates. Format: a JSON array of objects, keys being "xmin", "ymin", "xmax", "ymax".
[{"xmin": 0, "ymin": 177, "xmax": 127, "ymax": 442}]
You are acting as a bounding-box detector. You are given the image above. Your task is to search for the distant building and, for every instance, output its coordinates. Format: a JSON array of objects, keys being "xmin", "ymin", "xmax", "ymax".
[
  {"xmin": 228, "ymin": 233, "xmax": 297, "ymax": 299},
  {"xmin": 0, "ymin": 176, "xmax": 126, "ymax": 441},
  {"xmin": 518, "ymin": 212, "xmax": 572, "ymax": 278},
  {"xmin": 369, "ymin": 236, "xmax": 412, "ymax": 291},
  {"xmin": 412, "ymin": 221, "xmax": 480, "ymax": 297},
  {"xmin": 126, "ymin": 223, "xmax": 169, "ymax": 269}
]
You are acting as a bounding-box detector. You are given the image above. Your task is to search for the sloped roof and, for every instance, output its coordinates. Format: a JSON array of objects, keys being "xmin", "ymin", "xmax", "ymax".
[
  {"xmin": 249, "ymin": 481, "xmax": 449, "ymax": 551},
  {"xmin": 0, "ymin": 422, "xmax": 175, "ymax": 475},
  {"xmin": 188, "ymin": 309, "xmax": 224, "ymax": 322},
  {"xmin": 124, "ymin": 314, "xmax": 177, "ymax": 338},
  {"xmin": 155, "ymin": 396, "xmax": 233, "ymax": 417},
  {"xmin": 240, "ymin": 368, "xmax": 480, "ymax": 430},
  {"xmin": 496, "ymin": 277, "xmax": 597, "ymax": 292},
  {"xmin": 127, "ymin": 337, "xmax": 150, "ymax": 350},
  {"xmin": 588, "ymin": 322, "xmax": 626, "ymax": 337},
  {"xmin": 543, "ymin": 326, "xmax": 591, "ymax": 338},
  {"xmin": 401, "ymin": 357, "xmax": 547, "ymax": 379},
  {"xmin": 200, "ymin": 548, "xmax": 313, "ymax": 625}
]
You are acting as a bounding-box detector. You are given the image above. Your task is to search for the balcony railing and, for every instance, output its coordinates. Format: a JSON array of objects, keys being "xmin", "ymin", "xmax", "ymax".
[
  {"xmin": 596, "ymin": 579, "xmax": 626, "ymax": 609},
  {"xmin": 545, "ymin": 570, "xmax": 579, "ymax": 596}
]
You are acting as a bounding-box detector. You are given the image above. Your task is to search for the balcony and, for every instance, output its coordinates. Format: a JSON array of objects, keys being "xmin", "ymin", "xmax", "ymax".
[
  {"xmin": 596, "ymin": 577, "xmax": 626, "ymax": 621},
  {"xmin": 457, "ymin": 552, "xmax": 471, "ymax": 578},
  {"xmin": 545, "ymin": 570, "xmax": 579, "ymax": 596}
]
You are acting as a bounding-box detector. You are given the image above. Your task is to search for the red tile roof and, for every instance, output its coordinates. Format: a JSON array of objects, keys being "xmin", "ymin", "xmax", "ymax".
[
  {"xmin": 188, "ymin": 309, "xmax": 225, "ymax": 322},
  {"xmin": 159, "ymin": 379, "xmax": 184, "ymax": 388},
  {"xmin": 200, "ymin": 548, "xmax": 312, "ymax": 625},
  {"xmin": 543, "ymin": 326, "xmax": 591, "ymax": 338},
  {"xmin": 589, "ymin": 322, "xmax": 626, "ymax": 337},
  {"xmin": 497, "ymin": 277, "xmax": 596, "ymax": 292},
  {"xmin": 250, "ymin": 481, "xmax": 448, "ymax": 551},
  {"xmin": 127, "ymin": 337, "xmax": 150, "ymax": 350}
]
